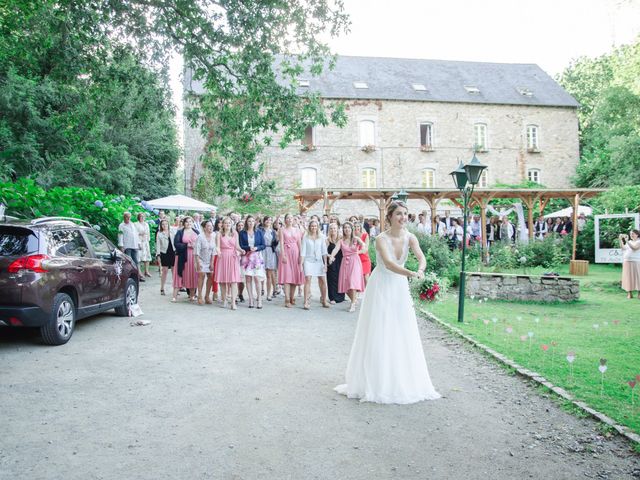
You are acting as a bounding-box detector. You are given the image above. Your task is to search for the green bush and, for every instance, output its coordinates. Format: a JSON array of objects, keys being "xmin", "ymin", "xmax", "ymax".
[
  {"xmin": 485, "ymin": 236, "xmax": 572, "ymax": 271},
  {"xmin": 1, "ymin": 178, "xmax": 158, "ymax": 251}
]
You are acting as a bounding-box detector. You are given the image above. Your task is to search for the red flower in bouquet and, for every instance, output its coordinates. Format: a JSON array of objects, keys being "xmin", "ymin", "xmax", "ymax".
[{"xmin": 412, "ymin": 272, "xmax": 445, "ymax": 303}]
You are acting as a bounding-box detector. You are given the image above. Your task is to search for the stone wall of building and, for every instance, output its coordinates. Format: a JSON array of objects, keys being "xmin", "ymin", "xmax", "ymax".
[
  {"xmin": 183, "ymin": 98, "xmax": 579, "ymax": 216},
  {"xmin": 466, "ymin": 272, "xmax": 580, "ymax": 302}
]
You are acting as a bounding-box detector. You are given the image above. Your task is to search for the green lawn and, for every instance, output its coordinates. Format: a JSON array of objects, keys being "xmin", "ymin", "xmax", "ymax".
[{"xmin": 424, "ymin": 263, "xmax": 640, "ymax": 435}]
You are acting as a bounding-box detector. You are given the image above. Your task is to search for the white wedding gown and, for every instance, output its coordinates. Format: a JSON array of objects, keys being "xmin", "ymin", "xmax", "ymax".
[{"xmin": 335, "ymin": 232, "xmax": 441, "ymax": 404}]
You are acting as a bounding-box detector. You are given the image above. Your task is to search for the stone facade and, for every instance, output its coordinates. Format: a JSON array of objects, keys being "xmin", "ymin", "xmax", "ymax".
[
  {"xmin": 183, "ymin": 97, "xmax": 578, "ymax": 216},
  {"xmin": 466, "ymin": 272, "xmax": 580, "ymax": 302}
]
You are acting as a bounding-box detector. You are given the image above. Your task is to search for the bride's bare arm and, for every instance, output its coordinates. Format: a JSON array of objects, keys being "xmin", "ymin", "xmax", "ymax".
[
  {"xmin": 375, "ymin": 236, "xmax": 420, "ymax": 278},
  {"xmin": 409, "ymin": 234, "xmax": 426, "ymax": 278}
]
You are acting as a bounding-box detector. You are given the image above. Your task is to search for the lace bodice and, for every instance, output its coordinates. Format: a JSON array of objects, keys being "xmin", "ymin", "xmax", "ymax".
[{"xmin": 375, "ymin": 232, "xmax": 409, "ymax": 273}]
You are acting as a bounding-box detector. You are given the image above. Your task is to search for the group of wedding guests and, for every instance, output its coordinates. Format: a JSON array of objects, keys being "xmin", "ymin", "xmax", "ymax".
[
  {"xmin": 409, "ymin": 209, "xmax": 587, "ymax": 250},
  {"xmin": 149, "ymin": 211, "xmax": 375, "ymax": 312}
]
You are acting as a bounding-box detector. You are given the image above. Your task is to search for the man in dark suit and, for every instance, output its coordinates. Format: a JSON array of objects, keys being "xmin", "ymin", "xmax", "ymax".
[{"xmin": 320, "ymin": 214, "xmax": 330, "ymax": 236}]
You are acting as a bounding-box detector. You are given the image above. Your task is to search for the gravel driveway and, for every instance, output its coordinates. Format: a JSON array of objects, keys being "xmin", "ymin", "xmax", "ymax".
[{"xmin": 1, "ymin": 277, "xmax": 638, "ymax": 480}]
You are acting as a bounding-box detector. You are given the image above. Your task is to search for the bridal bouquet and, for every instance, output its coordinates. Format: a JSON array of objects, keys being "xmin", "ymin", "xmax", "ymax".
[{"xmin": 411, "ymin": 271, "xmax": 446, "ymax": 303}]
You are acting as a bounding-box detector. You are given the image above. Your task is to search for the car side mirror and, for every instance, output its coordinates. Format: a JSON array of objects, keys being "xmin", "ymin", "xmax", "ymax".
[{"xmin": 110, "ymin": 249, "xmax": 119, "ymax": 262}]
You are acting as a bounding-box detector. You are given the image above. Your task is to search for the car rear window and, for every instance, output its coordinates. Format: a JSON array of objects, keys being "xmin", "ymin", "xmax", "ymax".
[{"xmin": 0, "ymin": 227, "xmax": 39, "ymax": 256}]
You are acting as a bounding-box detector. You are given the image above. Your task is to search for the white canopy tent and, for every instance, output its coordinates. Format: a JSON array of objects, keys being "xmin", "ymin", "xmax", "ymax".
[
  {"xmin": 146, "ymin": 194, "xmax": 217, "ymax": 212},
  {"xmin": 544, "ymin": 205, "xmax": 592, "ymax": 219}
]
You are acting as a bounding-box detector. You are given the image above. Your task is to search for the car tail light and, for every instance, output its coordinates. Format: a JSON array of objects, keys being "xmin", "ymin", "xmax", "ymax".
[
  {"xmin": 9, "ymin": 317, "xmax": 23, "ymax": 326},
  {"xmin": 7, "ymin": 254, "xmax": 50, "ymax": 273}
]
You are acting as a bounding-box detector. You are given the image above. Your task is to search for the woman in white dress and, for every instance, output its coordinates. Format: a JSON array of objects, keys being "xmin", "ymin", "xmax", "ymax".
[
  {"xmin": 261, "ymin": 216, "xmax": 279, "ymax": 301},
  {"xmin": 135, "ymin": 212, "xmax": 152, "ymax": 277},
  {"xmin": 300, "ymin": 219, "xmax": 329, "ymax": 309},
  {"xmin": 335, "ymin": 201, "xmax": 440, "ymax": 404},
  {"xmin": 195, "ymin": 220, "xmax": 217, "ymax": 305}
]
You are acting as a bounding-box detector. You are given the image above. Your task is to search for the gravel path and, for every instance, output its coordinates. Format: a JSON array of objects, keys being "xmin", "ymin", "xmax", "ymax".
[{"xmin": 1, "ymin": 276, "xmax": 638, "ymax": 480}]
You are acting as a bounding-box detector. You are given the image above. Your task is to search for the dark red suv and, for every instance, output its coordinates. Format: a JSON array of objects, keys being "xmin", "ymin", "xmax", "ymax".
[{"xmin": 0, "ymin": 217, "xmax": 140, "ymax": 345}]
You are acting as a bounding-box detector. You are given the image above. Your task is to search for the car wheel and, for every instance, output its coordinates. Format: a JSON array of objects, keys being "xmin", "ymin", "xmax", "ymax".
[
  {"xmin": 114, "ymin": 278, "xmax": 138, "ymax": 317},
  {"xmin": 40, "ymin": 293, "xmax": 76, "ymax": 345}
]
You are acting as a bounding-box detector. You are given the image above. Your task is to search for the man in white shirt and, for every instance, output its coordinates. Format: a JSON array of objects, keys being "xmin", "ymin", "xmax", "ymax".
[
  {"xmin": 416, "ymin": 210, "xmax": 432, "ymax": 235},
  {"xmin": 118, "ymin": 212, "xmax": 141, "ymax": 279}
]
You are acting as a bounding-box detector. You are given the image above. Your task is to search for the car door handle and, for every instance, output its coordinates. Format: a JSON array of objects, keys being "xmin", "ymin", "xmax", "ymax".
[
  {"xmin": 72, "ymin": 266, "xmax": 85, "ymax": 272},
  {"xmin": 100, "ymin": 267, "xmax": 107, "ymax": 272}
]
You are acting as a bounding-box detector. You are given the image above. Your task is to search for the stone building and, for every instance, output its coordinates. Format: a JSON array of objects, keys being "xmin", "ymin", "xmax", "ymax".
[{"xmin": 183, "ymin": 56, "xmax": 579, "ymax": 216}]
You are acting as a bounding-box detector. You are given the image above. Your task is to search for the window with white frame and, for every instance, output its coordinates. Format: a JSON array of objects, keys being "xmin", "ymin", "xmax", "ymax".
[
  {"xmin": 527, "ymin": 169, "xmax": 541, "ymax": 184},
  {"xmin": 421, "ymin": 168, "xmax": 435, "ymax": 188},
  {"xmin": 526, "ymin": 125, "xmax": 539, "ymax": 150},
  {"xmin": 419, "ymin": 122, "xmax": 433, "ymax": 148},
  {"xmin": 361, "ymin": 168, "xmax": 377, "ymax": 188},
  {"xmin": 359, "ymin": 120, "xmax": 376, "ymax": 147},
  {"xmin": 474, "ymin": 123, "xmax": 487, "ymax": 150},
  {"xmin": 479, "ymin": 170, "xmax": 488, "ymax": 188},
  {"xmin": 300, "ymin": 167, "xmax": 317, "ymax": 188}
]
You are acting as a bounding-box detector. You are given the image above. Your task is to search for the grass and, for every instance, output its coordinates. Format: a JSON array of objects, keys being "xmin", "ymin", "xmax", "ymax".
[{"xmin": 423, "ymin": 263, "xmax": 640, "ymax": 435}]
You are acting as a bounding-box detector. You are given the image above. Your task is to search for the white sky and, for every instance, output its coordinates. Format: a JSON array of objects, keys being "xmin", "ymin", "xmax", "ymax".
[{"xmin": 170, "ymin": 0, "xmax": 640, "ymax": 144}]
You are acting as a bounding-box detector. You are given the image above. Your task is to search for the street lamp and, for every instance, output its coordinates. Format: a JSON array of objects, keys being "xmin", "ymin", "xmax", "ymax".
[
  {"xmin": 392, "ymin": 188, "xmax": 409, "ymax": 203},
  {"xmin": 450, "ymin": 154, "xmax": 487, "ymax": 322}
]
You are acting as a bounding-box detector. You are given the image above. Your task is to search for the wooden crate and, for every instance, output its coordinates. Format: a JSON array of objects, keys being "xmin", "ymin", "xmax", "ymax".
[{"xmin": 569, "ymin": 259, "xmax": 589, "ymax": 276}]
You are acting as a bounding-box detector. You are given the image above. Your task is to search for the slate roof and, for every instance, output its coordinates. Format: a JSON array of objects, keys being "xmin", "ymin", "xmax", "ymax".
[{"xmin": 184, "ymin": 55, "xmax": 579, "ymax": 108}]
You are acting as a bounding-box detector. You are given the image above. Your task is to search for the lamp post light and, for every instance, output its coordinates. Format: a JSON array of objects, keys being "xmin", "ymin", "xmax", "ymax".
[
  {"xmin": 392, "ymin": 188, "xmax": 409, "ymax": 203},
  {"xmin": 450, "ymin": 154, "xmax": 487, "ymax": 322}
]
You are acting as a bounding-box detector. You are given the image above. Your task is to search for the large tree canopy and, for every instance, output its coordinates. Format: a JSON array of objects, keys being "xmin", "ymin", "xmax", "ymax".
[
  {"xmin": 558, "ymin": 37, "xmax": 640, "ymax": 188},
  {"xmin": 0, "ymin": 0, "xmax": 180, "ymax": 197},
  {"xmin": 1, "ymin": 0, "xmax": 350, "ymax": 199}
]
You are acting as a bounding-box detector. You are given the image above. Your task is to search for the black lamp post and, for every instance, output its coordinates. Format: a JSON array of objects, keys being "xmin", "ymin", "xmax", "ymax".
[{"xmin": 450, "ymin": 154, "xmax": 487, "ymax": 322}]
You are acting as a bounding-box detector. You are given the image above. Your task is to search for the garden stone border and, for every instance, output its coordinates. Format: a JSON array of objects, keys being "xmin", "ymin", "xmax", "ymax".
[{"xmin": 419, "ymin": 307, "xmax": 640, "ymax": 447}]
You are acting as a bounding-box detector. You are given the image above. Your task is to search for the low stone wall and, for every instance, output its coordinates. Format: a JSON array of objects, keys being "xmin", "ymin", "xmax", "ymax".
[{"xmin": 466, "ymin": 272, "xmax": 579, "ymax": 302}]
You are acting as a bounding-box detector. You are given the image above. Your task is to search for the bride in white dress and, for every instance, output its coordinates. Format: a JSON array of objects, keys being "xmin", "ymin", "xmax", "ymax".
[{"xmin": 335, "ymin": 201, "xmax": 441, "ymax": 404}]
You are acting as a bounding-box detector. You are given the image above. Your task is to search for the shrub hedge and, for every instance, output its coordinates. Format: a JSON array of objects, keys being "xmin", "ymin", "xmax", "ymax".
[{"xmin": 1, "ymin": 178, "xmax": 158, "ymax": 250}]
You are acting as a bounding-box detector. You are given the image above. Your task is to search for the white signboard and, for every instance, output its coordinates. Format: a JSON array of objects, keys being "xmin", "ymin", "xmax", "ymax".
[{"xmin": 594, "ymin": 213, "xmax": 640, "ymax": 263}]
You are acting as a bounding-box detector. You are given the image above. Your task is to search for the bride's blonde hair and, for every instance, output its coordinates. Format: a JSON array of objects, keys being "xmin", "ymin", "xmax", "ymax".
[{"xmin": 386, "ymin": 201, "xmax": 408, "ymax": 225}]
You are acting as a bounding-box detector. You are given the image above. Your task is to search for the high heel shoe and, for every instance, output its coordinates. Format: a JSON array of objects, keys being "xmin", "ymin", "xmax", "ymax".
[
  {"xmin": 321, "ymin": 299, "xmax": 330, "ymax": 308},
  {"xmin": 284, "ymin": 301, "xmax": 291, "ymax": 308},
  {"xmin": 222, "ymin": 299, "xmax": 228, "ymax": 309},
  {"xmin": 348, "ymin": 301, "xmax": 356, "ymax": 313},
  {"xmin": 257, "ymin": 299, "xmax": 263, "ymax": 309},
  {"xmin": 231, "ymin": 300, "xmax": 237, "ymax": 311},
  {"xmin": 160, "ymin": 289, "xmax": 165, "ymax": 296}
]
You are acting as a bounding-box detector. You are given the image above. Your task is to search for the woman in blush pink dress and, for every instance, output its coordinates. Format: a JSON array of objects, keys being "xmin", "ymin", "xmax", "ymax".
[
  {"xmin": 214, "ymin": 217, "xmax": 245, "ymax": 310},
  {"xmin": 171, "ymin": 216, "xmax": 199, "ymax": 302},
  {"xmin": 353, "ymin": 222, "xmax": 372, "ymax": 286},
  {"xmin": 328, "ymin": 221, "xmax": 365, "ymax": 312},
  {"xmin": 278, "ymin": 213, "xmax": 305, "ymax": 308}
]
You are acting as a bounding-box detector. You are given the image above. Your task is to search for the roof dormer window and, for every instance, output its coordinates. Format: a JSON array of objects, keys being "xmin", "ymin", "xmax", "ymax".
[
  {"xmin": 298, "ymin": 79, "xmax": 310, "ymax": 87},
  {"xmin": 412, "ymin": 83, "xmax": 427, "ymax": 91},
  {"xmin": 353, "ymin": 81, "xmax": 369, "ymax": 89},
  {"xmin": 464, "ymin": 85, "xmax": 480, "ymax": 94},
  {"xmin": 518, "ymin": 87, "xmax": 533, "ymax": 97}
]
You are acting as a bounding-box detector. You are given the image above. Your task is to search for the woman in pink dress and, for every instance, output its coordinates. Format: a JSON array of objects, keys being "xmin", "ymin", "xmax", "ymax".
[
  {"xmin": 214, "ymin": 217, "xmax": 245, "ymax": 310},
  {"xmin": 353, "ymin": 222, "xmax": 372, "ymax": 286},
  {"xmin": 328, "ymin": 221, "xmax": 365, "ymax": 312},
  {"xmin": 171, "ymin": 216, "xmax": 199, "ymax": 302},
  {"xmin": 278, "ymin": 213, "xmax": 305, "ymax": 308}
]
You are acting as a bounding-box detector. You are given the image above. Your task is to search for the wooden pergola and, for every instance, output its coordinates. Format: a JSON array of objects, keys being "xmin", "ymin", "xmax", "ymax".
[{"xmin": 294, "ymin": 187, "xmax": 606, "ymax": 261}]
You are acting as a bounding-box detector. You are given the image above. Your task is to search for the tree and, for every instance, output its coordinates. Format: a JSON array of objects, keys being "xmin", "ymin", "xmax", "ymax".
[
  {"xmin": 0, "ymin": 1, "xmax": 179, "ymax": 197},
  {"xmin": 71, "ymin": 0, "xmax": 350, "ymax": 197},
  {"xmin": 558, "ymin": 36, "xmax": 640, "ymax": 188}
]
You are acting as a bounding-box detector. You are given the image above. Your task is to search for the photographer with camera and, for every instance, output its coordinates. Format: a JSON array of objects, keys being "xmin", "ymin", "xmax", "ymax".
[{"xmin": 620, "ymin": 229, "xmax": 640, "ymax": 299}]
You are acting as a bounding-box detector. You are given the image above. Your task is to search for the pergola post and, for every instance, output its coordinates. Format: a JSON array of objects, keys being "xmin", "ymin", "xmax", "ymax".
[
  {"xmin": 378, "ymin": 197, "xmax": 387, "ymax": 231},
  {"xmin": 571, "ymin": 193, "xmax": 580, "ymax": 261},
  {"xmin": 521, "ymin": 195, "xmax": 535, "ymax": 240}
]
